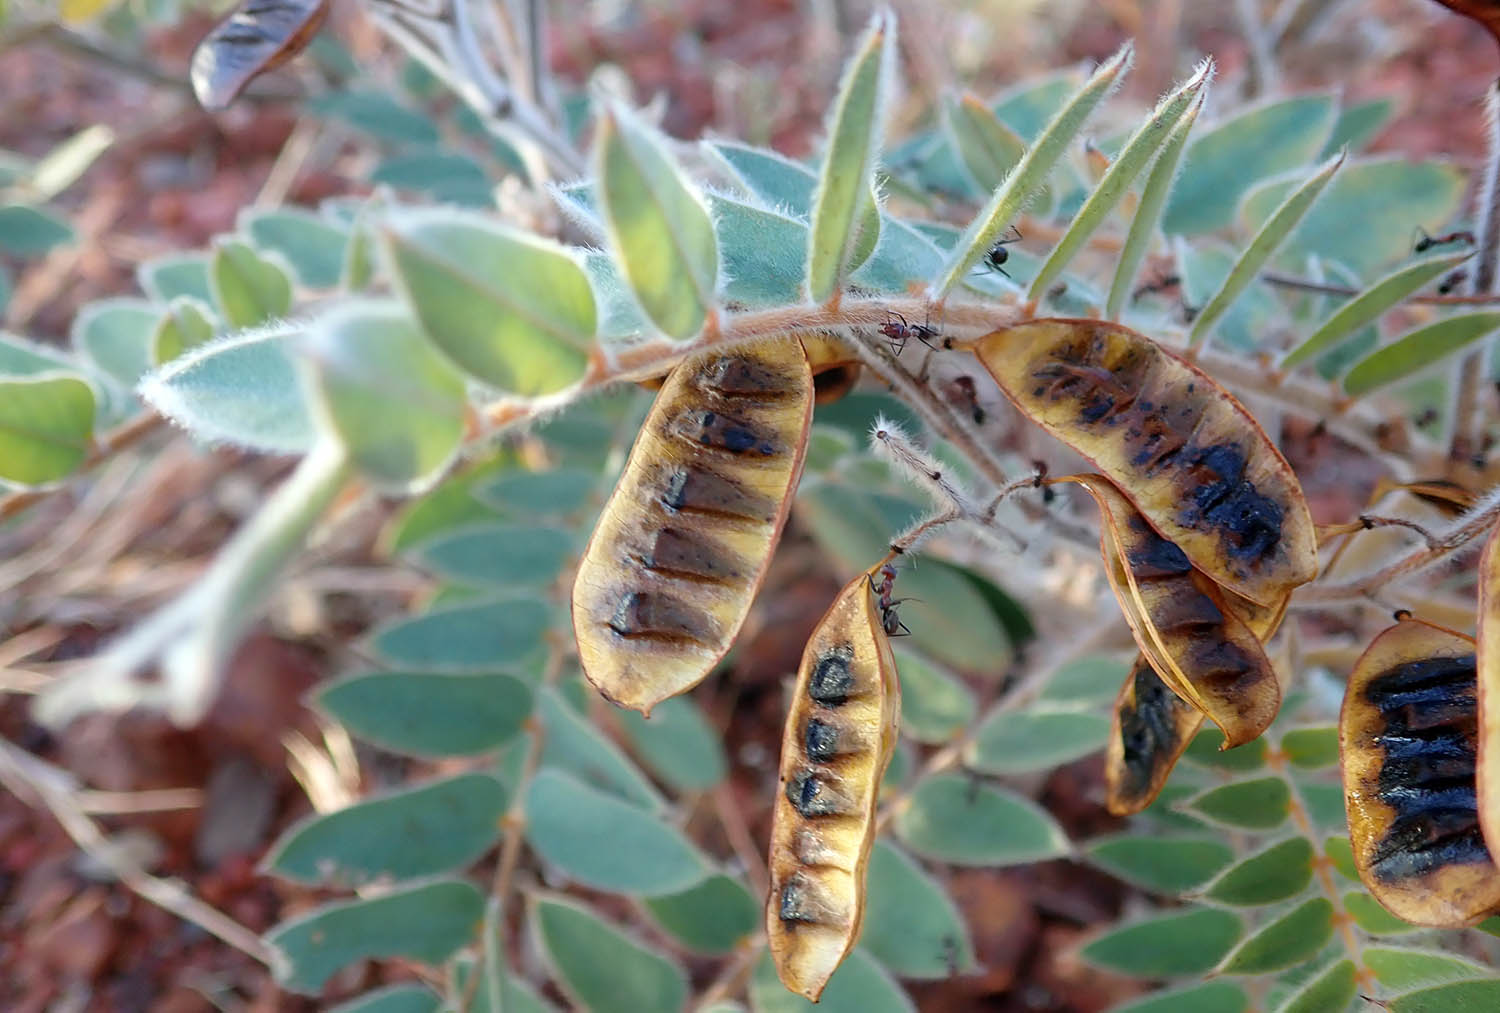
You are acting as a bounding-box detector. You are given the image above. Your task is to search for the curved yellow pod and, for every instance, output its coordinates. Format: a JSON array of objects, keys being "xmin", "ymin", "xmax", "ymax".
[
  {"xmin": 1105, "ymin": 655, "xmax": 1204, "ymax": 815},
  {"xmin": 1480, "ymin": 524, "xmax": 1500, "ymax": 864},
  {"xmin": 573, "ymin": 340, "xmax": 813, "ymax": 714},
  {"xmin": 968, "ymin": 319, "xmax": 1316, "ymax": 606},
  {"xmin": 799, "ymin": 333, "xmax": 862, "ymax": 405},
  {"xmin": 1066, "ymin": 474, "xmax": 1282, "ymax": 748},
  {"xmin": 1342, "ymin": 617, "xmax": 1500, "ymax": 927},
  {"xmin": 766, "ymin": 567, "xmax": 901, "ymax": 1001}
]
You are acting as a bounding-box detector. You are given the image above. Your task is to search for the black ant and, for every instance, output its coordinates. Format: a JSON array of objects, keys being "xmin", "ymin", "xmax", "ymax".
[
  {"xmin": 879, "ymin": 311, "xmax": 942, "ymax": 354},
  {"xmin": 948, "ymin": 375, "xmax": 986, "ymax": 424},
  {"xmin": 1031, "ymin": 459, "xmax": 1056, "ymax": 505},
  {"xmin": 1131, "ymin": 273, "xmax": 1181, "ymax": 302},
  {"xmin": 1438, "ymin": 269, "xmax": 1468, "ymax": 296},
  {"xmin": 868, "ymin": 562, "xmax": 912, "ymax": 637},
  {"xmin": 1414, "ymin": 226, "xmax": 1476, "ymax": 254},
  {"xmin": 981, "ymin": 224, "xmax": 1023, "ymax": 278}
]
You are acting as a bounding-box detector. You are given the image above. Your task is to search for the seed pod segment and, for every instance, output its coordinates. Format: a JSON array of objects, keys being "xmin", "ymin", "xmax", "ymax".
[
  {"xmin": 1477, "ymin": 524, "xmax": 1500, "ymax": 866},
  {"xmin": 1065, "ymin": 473, "xmax": 1283, "ymax": 748},
  {"xmin": 1342, "ymin": 617, "xmax": 1500, "ymax": 927},
  {"xmin": 966, "ymin": 319, "xmax": 1316, "ymax": 606},
  {"xmin": 573, "ymin": 339, "xmax": 814, "ymax": 714},
  {"xmin": 767, "ymin": 566, "xmax": 902, "ymax": 1001},
  {"xmin": 1106, "ymin": 655, "xmax": 1204, "ymax": 815},
  {"xmin": 800, "ymin": 333, "xmax": 862, "ymax": 405}
]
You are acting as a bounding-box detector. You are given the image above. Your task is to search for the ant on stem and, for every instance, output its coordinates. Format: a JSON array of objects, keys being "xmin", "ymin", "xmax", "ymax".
[
  {"xmin": 981, "ymin": 224, "xmax": 1023, "ymax": 278},
  {"xmin": 868, "ymin": 561, "xmax": 913, "ymax": 637},
  {"xmin": 879, "ymin": 311, "xmax": 942, "ymax": 354},
  {"xmin": 1437, "ymin": 269, "xmax": 1468, "ymax": 296},
  {"xmin": 1413, "ymin": 226, "xmax": 1476, "ymax": 254}
]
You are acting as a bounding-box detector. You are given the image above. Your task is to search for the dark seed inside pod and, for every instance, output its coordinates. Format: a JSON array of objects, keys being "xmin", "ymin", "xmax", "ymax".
[
  {"xmin": 1119, "ymin": 662, "xmax": 1192, "ymax": 789},
  {"xmin": 804, "ymin": 717, "xmax": 841, "ymax": 761},
  {"xmin": 1362, "ymin": 653, "xmax": 1490, "ymax": 884},
  {"xmin": 787, "ymin": 769, "xmax": 845, "ymax": 817},
  {"xmin": 778, "ymin": 874, "xmax": 820, "ymax": 924},
  {"xmin": 808, "ymin": 646, "xmax": 855, "ymax": 706}
]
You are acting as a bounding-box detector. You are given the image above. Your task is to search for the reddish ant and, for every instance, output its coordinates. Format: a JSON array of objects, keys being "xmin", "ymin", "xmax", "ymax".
[
  {"xmin": 948, "ymin": 375, "xmax": 986, "ymax": 424},
  {"xmin": 879, "ymin": 311, "xmax": 942, "ymax": 355},
  {"xmin": 1437, "ymin": 269, "xmax": 1468, "ymax": 296},
  {"xmin": 1414, "ymin": 226, "xmax": 1476, "ymax": 254},
  {"xmin": 868, "ymin": 561, "xmax": 913, "ymax": 637},
  {"xmin": 981, "ymin": 224, "xmax": 1023, "ymax": 278},
  {"xmin": 1131, "ymin": 273, "xmax": 1182, "ymax": 302}
]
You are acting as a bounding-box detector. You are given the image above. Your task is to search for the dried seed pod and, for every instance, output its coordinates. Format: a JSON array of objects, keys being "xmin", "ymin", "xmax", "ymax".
[
  {"xmin": 800, "ymin": 333, "xmax": 862, "ymax": 405},
  {"xmin": 635, "ymin": 334, "xmax": 859, "ymax": 404},
  {"xmin": 1106, "ymin": 655, "xmax": 1204, "ymax": 815},
  {"xmin": 767, "ymin": 568, "xmax": 901, "ymax": 1001},
  {"xmin": 573, "ymin": 340, "xmax": 813, "ymax": 714},
  {"xmin": 967, "ymin": 319, "xmax": 1316, "ymax": 606},
  {"xmin": 1066, "ymin": 474, "xmax": 1283, "ymax": 748},
  {"xmin": 190, "ymin": 0, "xmax": 330, "ymax": 110},
  {"xmin": 1342, "ymin": 617, "xmax": 1500, "ymax": 927},
  {"xmin": 1477, "ymin": 524, "xmax": 1500, "ymax": 867},
  {"xmin": 1105, "ymin": 561, "xmax": 1287, "ymax": 814}
]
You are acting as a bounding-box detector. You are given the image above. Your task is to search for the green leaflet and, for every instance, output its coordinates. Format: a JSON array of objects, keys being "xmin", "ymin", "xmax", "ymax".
[
  {"xmin": 930, "ymin": 42, "xmax": 1132, "ymax": 300},
  {"xmin": 0, "ymin": 373, "xmax": 95, "ymax": 485},
  {"xmin": 1281, "ymin": 252, "xmax": 1473, "ymax": 370},
  {"xmin": 382, "ymin": 208, "xmax": 594, "ymax": 394},
  {"xmin": 806, "ymin": 11, "xmax": 895, "ymax": 303},
  {"xmin": 1107, "ymin": 89, "xmax": 1204, "ymax": 319},
  {"xmin": 532, "ymin": 896, "xmax": 687, "ymax": 1012},
  {"xmin": 1163, "ymin": 92, "xmax": 1337, "ymax": 235},
  {"xmin": 1029, "ymin": 60, "xmax": 1211, "ymax": 300},
  {"xmin": 596, "ymin": 104, "xmax": 717, "ymax": 338},
  {"xmin": 1188, "ymin": 152, "xmax": 1342, "ymax": 348},
  {"xmin": 1342, "ymin": 312, "xmax": 1500, "ymax": 396}
]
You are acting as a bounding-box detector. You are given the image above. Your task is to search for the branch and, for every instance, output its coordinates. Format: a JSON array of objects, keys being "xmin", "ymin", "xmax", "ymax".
[
  {"xmin": 0, "ymin": 738, "xmax": 271, "ymax": 964},
  {"xmin": 0, "ymin": 412, "xmax": 164, "ymax": 523},
  {"xmin": 1259, "ymin": 270, "xmax": 1500, "ymax": 307},
  {"xmin": 1452, "ymin": 81, "xmax": 1500, "ymax": 464},
  {"xmin": 1296, "ymin": 486, "xmax": 1500, "ymax": 605}
]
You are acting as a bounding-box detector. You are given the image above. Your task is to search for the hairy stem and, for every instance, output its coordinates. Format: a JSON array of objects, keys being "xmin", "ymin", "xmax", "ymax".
[{"xmin": 1452, "ymin": 82, "xmax": 1500, "ymax": 464}]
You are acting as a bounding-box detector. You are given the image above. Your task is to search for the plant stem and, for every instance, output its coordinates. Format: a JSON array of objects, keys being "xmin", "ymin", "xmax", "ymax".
[
  {"xmin": 1451, "ymin": 82, "xmax": 1500, "ymax": 465},
  {"xmin": 1295, "ymin": 486, "xmax": 1500, "ymax": 604},
  {"xmin": 1258, "ymin": 270, "xmax": 1500, "ymax": 307},
  {"xmin": 1269, "ymin": 750, "xmax": 1370, "ymax": 983}
]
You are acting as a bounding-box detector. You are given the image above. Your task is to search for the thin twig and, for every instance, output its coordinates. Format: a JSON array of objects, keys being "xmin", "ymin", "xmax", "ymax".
[
  {"xmin": 1296, "ymin": 487, "xmax": 1500, "ymax": 604},
  {"xmin": 0, "ymin": 412, "xmax": 164, "ymax": 523},
  {"xmin": 0, "ymin": 739, "xmax": 272, "ymax": 964},
  {"xmin": 1259, "ymin": 270, "xmax": 1500, "ymax": 307},
  {"xmin": 695, "ymin": 939, "xmax": 764, "ymax": 1009},
  {"xmin": 459, "ymin": 639, "xmax": 566, "ymax": 1013}
]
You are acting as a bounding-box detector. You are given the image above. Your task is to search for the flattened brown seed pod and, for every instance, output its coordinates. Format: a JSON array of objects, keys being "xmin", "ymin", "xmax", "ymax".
[
  {"xmin": 767, "ymin": 569, "xmax": 901, "ymax": 1001},
  {"xmin": 573, "ymin": 340, "xmax": 813, "ymax": 714},
  {"xmin": 967, "ymin": 319, "xmax": 1316, "ymax": 606},
  {"xmin": 1105, "ymin": 569, "xmax": 1288, "ymax": 814},
  {"xmin": 1342, "ymin": 617, "xmax": 1500, "ymax": 927},
  {"xmin": 1067, "ymin": 474, "xmax": 1282, "ymax": 748},
  {"xmin": 1106, "ymin": 655, "xmax": 1204, "ymax": 815},
  {"xmin": 1476, "ymin": 524, "xmax": 1500, "ymax": 867}
]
